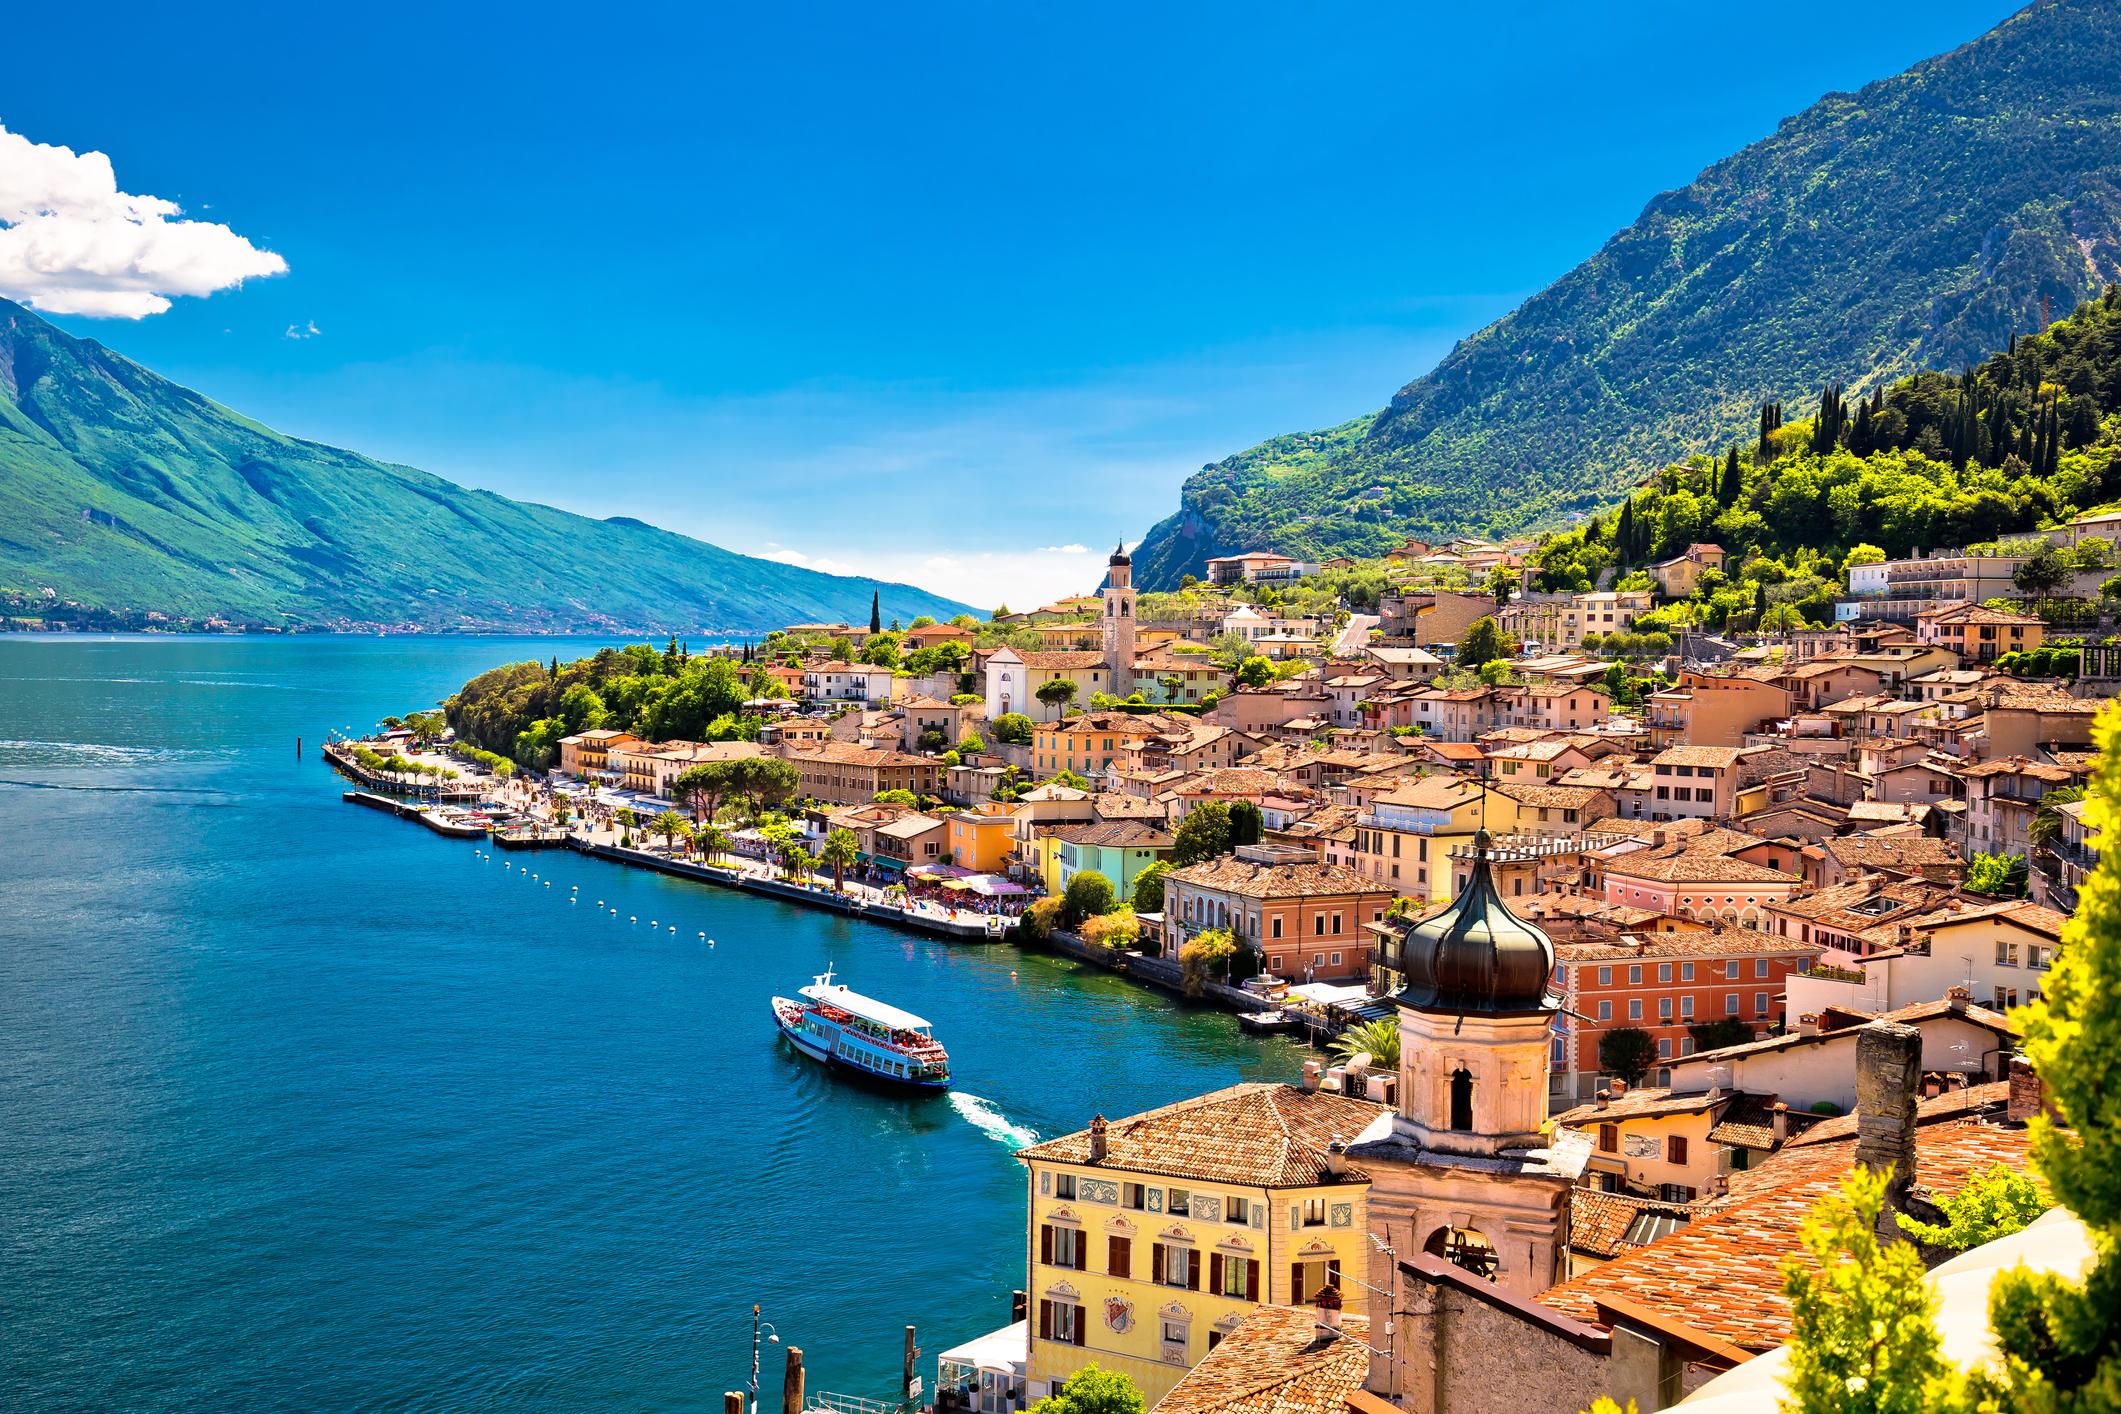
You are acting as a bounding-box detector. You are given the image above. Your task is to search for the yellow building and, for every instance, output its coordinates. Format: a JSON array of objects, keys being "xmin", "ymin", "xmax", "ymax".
[
  {"xmin": 1033, "ymin": 712, "xmax": 1163, "ymax": 778},
  {"xmin": 1349, "ymin": 775, "xmax": 1522, "ymax": 903},
  {"xmin": 1015, "ymin": 1083, "xmax": 1387, "ymax": 1406},
  {"xmin": 946, "ymin": 806, "xmax": 1018, "ymax": 874}
]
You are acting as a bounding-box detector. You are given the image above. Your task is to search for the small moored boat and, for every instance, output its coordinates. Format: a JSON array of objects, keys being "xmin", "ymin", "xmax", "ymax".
[{"xmin": 771, "ymin": 966, "xmax": 950, "ymax": 1089}]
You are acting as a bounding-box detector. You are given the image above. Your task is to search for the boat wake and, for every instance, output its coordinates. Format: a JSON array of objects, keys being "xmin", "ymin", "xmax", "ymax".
[{"xmin": 950, "ymin": 1093, "xmax": 1039, "ymax": 1151}]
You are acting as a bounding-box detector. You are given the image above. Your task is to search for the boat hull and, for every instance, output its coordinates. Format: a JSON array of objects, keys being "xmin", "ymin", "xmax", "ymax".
[{"xmin": 771, "ymin": 997, "xmax": 951, "ymax": 1091}]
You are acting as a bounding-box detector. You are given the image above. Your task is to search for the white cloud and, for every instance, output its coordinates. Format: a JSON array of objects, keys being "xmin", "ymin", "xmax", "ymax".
[
  {"xmin": 0, "ymin": 123, "xmax": 286, "ymax": 318},
  {"xmin": 759, "ymin": 544, "xmax": 861, "ymax": 578},
  {"xmin": 285, "ymin": 319, "xmax": 320, "ymax": 340},
  {"xmin": 745, "ymin": 540, "xmax": 1114, "ymax": 612},
  {"xmin": 1038, "ymin": 543, "xmax": 1091, "ymax": 555}
]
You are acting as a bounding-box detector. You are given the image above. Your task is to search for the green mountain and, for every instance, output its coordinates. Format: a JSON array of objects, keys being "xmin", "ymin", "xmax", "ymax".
[
  {"xmin": 1132, "ymin": 0, "xmax": 2121, "ymax": 588},
  {"xmin": 0, "ymin": 299, "xmax": 974, "ymax": 631}
]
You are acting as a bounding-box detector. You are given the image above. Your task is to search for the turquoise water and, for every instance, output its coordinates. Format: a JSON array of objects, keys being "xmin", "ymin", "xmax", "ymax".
[{"xmin": 0, "ymin": 637, "xmax": 1301, "ymax": 1412}]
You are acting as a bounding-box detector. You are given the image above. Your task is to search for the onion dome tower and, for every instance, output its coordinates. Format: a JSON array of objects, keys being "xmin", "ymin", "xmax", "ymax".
[{"xmin": 1384, "ymin": 830, "xmax": 1562, "ymax": 1158}]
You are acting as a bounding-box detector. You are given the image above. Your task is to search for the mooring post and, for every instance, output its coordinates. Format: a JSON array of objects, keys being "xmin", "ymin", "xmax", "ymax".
[
  {"xmin": 783, "ymin": 1346, "xmax": 804, "ymax": 1414},
  {"xmin": 726, "ymin": 1392, "xmax": 745, "ymax": 1414}
]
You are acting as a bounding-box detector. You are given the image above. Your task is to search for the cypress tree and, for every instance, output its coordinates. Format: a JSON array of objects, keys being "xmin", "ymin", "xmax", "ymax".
[
  {"xmin": 1718, "ymin": 446, "xmax": 1743, "ymax": 506},
  {"xmin": 1617, "ymin": 499, "xmax": 1636, "ymax": 565},
  {"xmin": 869, "ymin": 591, "xmax": 882, "ymax": 636}
]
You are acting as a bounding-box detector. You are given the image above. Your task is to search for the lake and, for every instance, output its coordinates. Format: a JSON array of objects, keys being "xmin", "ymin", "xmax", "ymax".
[{"xmin": 0, "ymin": 635, "xmax": 1301, "ymax": 1412}]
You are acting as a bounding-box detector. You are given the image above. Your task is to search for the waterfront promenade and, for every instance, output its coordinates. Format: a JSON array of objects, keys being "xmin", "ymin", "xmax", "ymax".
[{"xmin": 326, "ymin": 740, "xmax": 1014, "ymax": 944}]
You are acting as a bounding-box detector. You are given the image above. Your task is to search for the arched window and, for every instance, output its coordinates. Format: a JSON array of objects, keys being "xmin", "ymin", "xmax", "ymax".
[
  {"xmin": 1449, "ymin": 1067, "xmax": 1474, "ymax": 1132},
  {"xmin": 1423, "ymin": 1224, "xmax": 1498, "ymax": 1281}
]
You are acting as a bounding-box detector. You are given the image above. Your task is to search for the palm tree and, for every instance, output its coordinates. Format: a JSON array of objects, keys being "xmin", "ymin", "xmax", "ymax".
[
  {"xmin": 820, "ymin": 827, "xmax": 860, "ymax": 892},
  {"xmin": 696, "ymin": 824, "xmax": 730, "ymax": 863},
  {"xmin": 2030, "ymin": 786, "xmax": 2086, "ymax": 852},
  {"xmin": 649, "ymin": 809, "xmax": 689, "ymax": 852},
  {"xmin": 1330, "ymin": 1018, "xmax": 1400, "ymax": 1069}
]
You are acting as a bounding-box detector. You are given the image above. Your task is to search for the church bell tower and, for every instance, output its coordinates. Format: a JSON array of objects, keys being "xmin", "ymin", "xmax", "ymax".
[{"xmin": 1102, "ymin": 543, "xmax": 1136, "ymax": 685}]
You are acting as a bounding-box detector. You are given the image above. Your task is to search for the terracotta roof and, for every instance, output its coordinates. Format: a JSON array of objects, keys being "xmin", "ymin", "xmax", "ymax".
[
  {"xmin": 1002, "ymin": 650, "xmax": 1108, "ymax": 669},
  {"xmin": 1651, "ymin": 746, "xmax": 1750, "ymax": 769},
  {"xmin": 1557, "ymin": 931, "xmax": 1816, "ymax": 962},
  {"xmin": 1163, "ymin": 856, "xmax": 1391, "ymax": 901},
  {"xmin": 1092, "ymin": 792, "xmax": 1168, "ymax": 821},
  {"xmin": 1820, "ymin": 834, "xmax": 1964, "ymax": 872},
  {"xmin": 1050, "ymin": 820, "xmax": 1175, "ymax": 849},
  {"xmin": 1540, "ymin": 1119, "xmax": 2037, "ymax": 1350},
  {"xmin": 1155, "ymin": 1309, "xmax": 1373, "ymax": 1414},
  {"xmin": 1015, "ymin": 1083, "xmax": 1387, "ymax": 1188},
  {"xmin": 1683, "ymin": 995, "xmax": 2015, "ymax": 1065},
  {"xmin": 790, "ymin": 742, "xmax": 932, "ymax": 767},
  {"xmin": 876, "ymin": 813, "xmax": 946, "ymax": 839},
  {"xmin": 1785, "ymin": 1081, "xmax": 2011, "ymax": 1149},
  {"xmin": 1496, "ymin": 783, "xmax": 1611, "ymax": 811},
  {"xmin": 1569, "ymin": 1189, "xmax": 1699, "ymax": 1259},
  {"xmin": 1704, "ymin": 1092, "xmax": 1809, "ymax": 1150},
  {"xmin": 1553, "ymin": 1088, "xmax": 1720, "ymax": 1127},
  {"xmin": 1601, "ymin": 850, "xmax": 1802, "ymax": 887}
]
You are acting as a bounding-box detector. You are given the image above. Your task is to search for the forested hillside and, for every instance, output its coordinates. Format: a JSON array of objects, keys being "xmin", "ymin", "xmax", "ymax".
[
  {"xmin": 1131, "ymin": 0, "xmax": 2121, "ymax": 588},
  {"xmin": 1531, "ymin": 285, "xmax": 2121, "ymax": 628},
  {"xmin": 0, "ymin": 300, "xmax": 972, "ymax": 631}
]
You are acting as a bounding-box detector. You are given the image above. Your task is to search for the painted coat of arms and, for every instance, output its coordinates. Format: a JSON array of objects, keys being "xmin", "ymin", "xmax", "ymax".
[{"xmin": 1104, "ymin": 1297, "xmax": 1134, "ymax": 1333}]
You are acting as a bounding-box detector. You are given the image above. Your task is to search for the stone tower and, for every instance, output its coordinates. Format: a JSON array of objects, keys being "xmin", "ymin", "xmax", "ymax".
[
  {"xmin": 1348, "ymin": 831, "xmax": 1588, "ymax": 1306},
  {"xmin": 1102, "ymin": 543, "xmax": 1136, "ymax": 685}
]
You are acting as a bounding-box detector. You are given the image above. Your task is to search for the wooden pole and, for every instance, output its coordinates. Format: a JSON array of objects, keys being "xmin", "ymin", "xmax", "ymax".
[
  {"xmin": 903, "ymin": 1326, "xmax": 918, "ymax": 1402},
  {"xmin": 783, "ymin": 1346, "xmax": 805, "ymax": 1414},
  {"xmin": 726, "ymin": 1393, "xmax": 746, "ymax": 1414}
]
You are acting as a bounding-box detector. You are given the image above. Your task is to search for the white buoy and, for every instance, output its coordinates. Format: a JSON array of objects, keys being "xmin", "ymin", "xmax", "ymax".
[
  {"xmin": 630, "ymin": 915, "xmax": 637, "ymax": 923},
  {"xmin": 698, "ymin": 931, "xmax": 706, "ymax": 939},
  {"xmin": 668, "ymin": 925, "xmax": 676, "ymax": 933}
]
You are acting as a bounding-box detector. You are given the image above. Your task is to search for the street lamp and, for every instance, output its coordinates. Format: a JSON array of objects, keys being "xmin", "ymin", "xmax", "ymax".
[{"xmin": 748, "ymin": 1304, "xmax": 781, "ymax": 1414}]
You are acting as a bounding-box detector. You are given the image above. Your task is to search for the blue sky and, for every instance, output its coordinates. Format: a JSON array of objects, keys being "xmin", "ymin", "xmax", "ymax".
[{"xmin": 3, "ymin": 1, "xmax": 2020, "ymax": 607}]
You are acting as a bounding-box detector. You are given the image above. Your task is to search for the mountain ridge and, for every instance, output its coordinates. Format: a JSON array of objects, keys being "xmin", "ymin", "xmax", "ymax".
[
  {"xmin": 0, "ymin": 300, "xmax": 975, "ymax": 632},
  {"xmin": 1130, "ymin": 0, "xmax": 2121, "ymax": 588}
]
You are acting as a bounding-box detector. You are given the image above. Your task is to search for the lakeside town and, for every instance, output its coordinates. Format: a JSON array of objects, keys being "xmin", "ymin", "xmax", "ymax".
[{"xmin": 330, "ymin": 520, "xmax": 2118, "ymax": 1414}]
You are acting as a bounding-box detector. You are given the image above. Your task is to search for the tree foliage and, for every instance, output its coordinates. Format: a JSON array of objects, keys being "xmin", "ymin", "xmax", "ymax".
[
  {"xmin": 1780, "ymin": 1164, "xmax": 1956, "ymax": 1414},
  {"xmin": 1030, "ymin": 1365, "xmax": 1145, "ymax": 1414},
  {"xmin": 1978, "ymin": 700, "xmax": 2121, "ymax": 1412},
  {"xmin": 1061, "ymin": 870, "xmax": 1118, "ymax": 927},
  {"xmin": 1173, "ymin": 801, "xmax": 1235, "ymax": 865},
  {"xmin": 1597, "ymin": 1027, "xmax": 1657, "ymax": 1086}
]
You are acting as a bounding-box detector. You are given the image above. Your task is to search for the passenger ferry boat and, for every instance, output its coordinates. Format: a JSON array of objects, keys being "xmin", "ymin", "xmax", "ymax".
[{"xmin": 771, "ymin": 967, "xmax": 951, "ymax": 1090}]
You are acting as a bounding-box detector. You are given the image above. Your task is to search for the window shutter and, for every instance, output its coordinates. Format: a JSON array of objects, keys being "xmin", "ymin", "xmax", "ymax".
[
  {"xmin": 1109, "ymin": 1236, "xmax": 1129, "ymax": 1279},
  {"xmin": 1072, "ymin": 1309, "xmax": 1086, "ymax": 1347},
  {"xmin": 1291, "ymin": 1262, "xmax": 1304, "ymax": 1304},
  {"xmin": 1187, "ymin": 1249, "xmax": 1201, "ymax": 1291},
  {"xmin": 1038, "ymin": 1301, "xmax": 1052, "ymax": 1341},
  {"xmin": 1040, "ymin": 1225, "xmax": 1052, "ymax": 1266},
  {"xmin": 1209, "ymin": 1253, "xmax": 1224, "ymax": 1295},
  {"xmin": 1245, "ymin": 1259, "xmax": 1259, "ymax": 1302},
  {"xmin": 1328, "ymin": 1258, "xmax": 1342, "ymax": 1285},
  {"xmin": 1075, "ymin": 1234, "xmax": 1087, "ymax": 1271},
  {"xmin": 1152, "ymin": 1243, "xmax": 1165, "ymax": 1284}
]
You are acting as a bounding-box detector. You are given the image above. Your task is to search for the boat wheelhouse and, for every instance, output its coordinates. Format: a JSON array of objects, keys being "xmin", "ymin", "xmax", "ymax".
[{"xmin": 771, "ymin": 967, "xmax": 951, "ymax": 1089}]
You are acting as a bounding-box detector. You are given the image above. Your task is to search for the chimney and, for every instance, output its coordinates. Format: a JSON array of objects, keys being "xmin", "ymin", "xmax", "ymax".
[
  {"xmin": 1324, "ymin": 1137, "xmax": 1348, "ymax": 1179},
  {"xmin": 1945, "ymin": 984, "xmax": 1970, "ymax": 1014},
  {"xmin": 1855, "ymin": 1019, "xmax": 1922, "ymax": 1223},
  {"xmin": 1088, "ymin": 1113, "xmax": 1108, "ymax": 1164},
  {"xmin": 1593, "ymin": 1088, "xmax": 1611, "ymax": 1110},
  {"xmin": 2007, "ymin": 1056, "xmax": 2046, "ymax": 1125},
  {"xmin": 1301, "ymin": 1059, "xmax": 1322, "ymax": 1093},
  {"xmin": 1770, "ymin": 1100, "xmax": 1789, "ymax": 1145},
  {"xmin": 1798, "ymin": 1012, "xmax": 1823, "ymax": 1037},
  {"xmin": 1610, "ymin": 1078, "xmax": 1628, "ymax": 1098}
]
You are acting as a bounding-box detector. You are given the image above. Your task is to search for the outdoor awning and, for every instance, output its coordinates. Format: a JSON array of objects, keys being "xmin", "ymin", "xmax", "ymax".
[
  {"xmin": 937, "ymin": 1320, "xmax": 1028, "ymax": 1374},
  {"xmin": 963, "ymin": 875, "xmax": 1026, "ymax": 896},
  {"xmin": 908, "ymin": 864, "xmax": 974, "ymax": 879}
]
